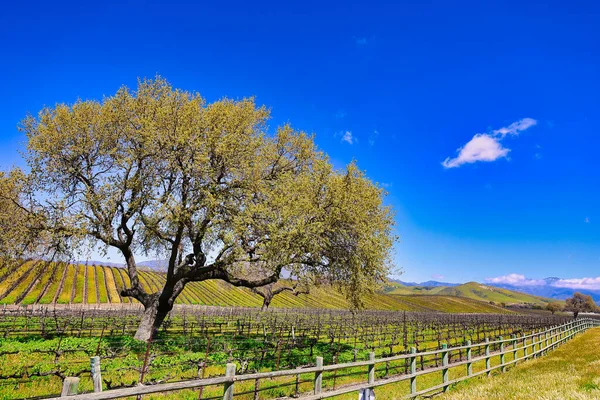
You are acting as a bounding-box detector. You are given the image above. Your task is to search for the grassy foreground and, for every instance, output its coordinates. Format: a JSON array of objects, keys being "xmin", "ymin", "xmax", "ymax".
[{"xmin": 439, "ymin": 327, "xmax": 600, "ymax": 400}]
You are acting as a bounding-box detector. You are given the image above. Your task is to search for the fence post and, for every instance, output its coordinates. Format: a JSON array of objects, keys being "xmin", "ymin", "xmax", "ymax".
[
  {"xmin": 558, "ymin": 325, "xmax": 562, "ymax": 345},
  {"xmin": 410, "ymin": 347, "xmax": 417, "ymax": 395},
  {"xmin": 499, "ymin": 337, "xmax": 505, "ymax": 373},
  {"xmin": 466, "ymin": 340, "xmax": 472, "ymax": 376},
  {"xmin": 314, "ymin": 356, "xmax": 323, "ymax": 394},
  {"xmin": 90, "ymin": 356, "xmax": 102, "ymax": 392},
  {"xmin": 442, "ymin": 344, "xmax": 449, "ymax": 392},
  {"xmin": 569, "ymin": 322, "xmax": 573, "ymax": 338},
  {"xmin": 523, "ymin": 334, "xmax": 528, "ymax": 360},
  {"xmin": 368, "ymin": 351, "xmax": 375, "ymax": 386},
  {"xmin": 223, "ymin": 363, "xmax": 236, "ymax": 400},
  {"xmin": 485, "ymin": 338, "xmax": 491, "ymax": 376},
  {"xmin": 61, "ymin": 377, "xmax": 79, "ymax": 396},
  {"xmin": 511, "ymin": 335, "xmax": 517, "ymax": 366}
]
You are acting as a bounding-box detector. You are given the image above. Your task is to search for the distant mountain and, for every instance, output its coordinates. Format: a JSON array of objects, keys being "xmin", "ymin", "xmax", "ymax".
[
  {"xmin": 487, "ymin": 281, "xmax": 600, "ymax": 303},
  {"xmin": 390, "ymin": 277, "xmax": 600, "ymax": 304},
  {"xmin": 76, "ymin": 260, "xmax": 125, "ymax": 268},
  {"xmin": 420, "ymin": 280, "xmax": 461, "ymax": 287},
  {"xmin": 75, "ymin": 259, "xmax": 168, "ymax": 272},
  {"xmin": 137, "ymin": 260, "xmax": 168, "ymax": 271}
]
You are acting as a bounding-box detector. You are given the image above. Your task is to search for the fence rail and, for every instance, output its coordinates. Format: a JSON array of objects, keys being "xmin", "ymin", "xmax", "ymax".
[{"xmin": 49, "ymin": 318, "xmax": 599, "ymax": 400}]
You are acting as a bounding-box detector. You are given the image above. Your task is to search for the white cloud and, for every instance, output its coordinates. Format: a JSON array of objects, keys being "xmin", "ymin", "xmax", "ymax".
[
  {"xmin": 432, "ymin": 274, "xmax": 445, "ymax": 280},
  {"xmin": 585, "ymin": 217, "xmax": 590, "ymax": 224},
  {"xmin": 486, "ymin": 273, "xmax": 545, "ymax": 286},
  {"xmin": 442, "ymin": 118, "xmax": 537, "ymax": 169},
  {"xmin": 492, "ymin": 118, "xmax": 537, "ymax": 137},
  {"xmin": 553, "ymin": 277, "xmax": 600, "ymax": 291},
  {"xmin": 486, "ymin": 273, "xmax": 600, "ymax": 291},
  {"xmin": 341, "ymin": 131, "xmax": 356, "ymax": 145},
  {"xmin": 442, "ymin": 134, "xmax": 510, "ymax": 168}
]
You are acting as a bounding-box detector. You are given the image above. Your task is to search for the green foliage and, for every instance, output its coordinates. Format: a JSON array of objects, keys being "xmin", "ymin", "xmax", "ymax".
[
  {"xmin": 546, "ymin": 301, "xmax": 563, "ymax": 314},
  {"xmin": 13, "ymin": 76, "xmax": 396, "ymax": 325},
  {"xmin": 564, "ymin": 292, "xmax": 597, "ymax": 318}
]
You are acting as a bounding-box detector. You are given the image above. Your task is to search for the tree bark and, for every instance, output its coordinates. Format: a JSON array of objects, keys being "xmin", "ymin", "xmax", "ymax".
[
  {"xmin": 134, "ymin": 298, "xmax": 170, "ymax": 341},
  {"xmin": 260, "ymin": 297, "xmax": 271, "ymax": 311}
]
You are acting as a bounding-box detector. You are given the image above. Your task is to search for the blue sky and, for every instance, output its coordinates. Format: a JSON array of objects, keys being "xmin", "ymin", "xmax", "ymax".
[{"xmin": 1, "ymin": 0, "xmax": 598, "ymax": 284}]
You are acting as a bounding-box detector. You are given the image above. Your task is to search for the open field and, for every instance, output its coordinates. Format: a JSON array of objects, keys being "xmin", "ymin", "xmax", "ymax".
[
  {"xmin": 0, "ymin": 261, "xmax": 553, "ymax": 313},
  {"xmin": 439, "ymin": 326, "xmax": 600, "ymax": 399}
]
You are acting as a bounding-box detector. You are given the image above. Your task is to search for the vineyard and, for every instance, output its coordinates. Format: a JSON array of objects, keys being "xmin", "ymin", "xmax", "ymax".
[
  {"xmin": 0, "ymin": 306, "xmax": 574, "ymax": 399},
  {"xmin": 0, "ymin": 261, "xmax": 551, "ymax": 313}
]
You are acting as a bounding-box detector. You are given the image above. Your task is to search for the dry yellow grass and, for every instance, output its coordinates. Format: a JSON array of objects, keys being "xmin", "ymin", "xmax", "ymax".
[{"xmin": 439, "ymin": 327, "xmax": 600, "ymax": 400}]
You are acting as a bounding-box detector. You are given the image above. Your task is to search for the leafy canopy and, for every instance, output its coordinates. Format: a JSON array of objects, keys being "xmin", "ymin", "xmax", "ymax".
[
  {"xmin": 9, "ymin": 77, "xmax": 396, "ymax": 309},
  {"xmin": 564, "ymin": 292, "xmax": 597, "ymax": 317}
]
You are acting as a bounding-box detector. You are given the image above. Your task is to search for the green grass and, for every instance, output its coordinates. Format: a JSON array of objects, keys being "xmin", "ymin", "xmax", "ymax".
[
  {"xmin": 438, "ymin": 282, "xmax": 555, "ymax": 306},
  {"xmin": 86, "ymin": 265, "xmax": 97, "ymax": 304},
  {"xmin": 439, "ymin": 327, "xmax": 600, "ymax": 399},
  {"xmin": 96, "ymin": 265, "xmax": 108, "ymax": 303},
  {"xmin": 56, "ymin": 264, "xmax": 77, "ymax": 304},
  {"xmin": 72, "ymin": 264, "xmax": 86, "ymax": 303},
  {"xmin": 104, "ymin": 267, "xmax": 121, "ymax": 303},
  {"xmin": 20, "ymin": 262, "xmax": 58, "ymax": 305},
  {"xmin": 0, "ymin": 261, "xmax": 44, "ymax": 304},
  {"xmin": 0, "ymin": 261, "xmax": 36, "ymax": 300},
  {"xmin": 112, "ymin": 267, "xmax": 133, "ymax": 303},
  {"xmin": 0, "ymin": 315, "xmax": 537, "ymax": 399},
  {"xmin": 39, "ymin": 263, "xmax": 67, "ymax": 303},
  {"xmin": 393, "ymin": 295, "xmax": 510, "ymax": 313}
]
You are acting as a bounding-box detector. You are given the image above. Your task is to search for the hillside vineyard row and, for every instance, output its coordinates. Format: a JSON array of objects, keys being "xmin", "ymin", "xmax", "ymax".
[{"xmin": 0, "ymin": 261, "xmax": 510, "ymax": 312}]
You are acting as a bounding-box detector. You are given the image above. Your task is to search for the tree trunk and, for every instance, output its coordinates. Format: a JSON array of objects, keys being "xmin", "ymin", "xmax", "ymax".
[
  {"xmin": 260, "ymin": 294, "xmax": 273, "ymax": 311},
  {"xmin": 134, "ymin": 300, "xmax": 170, "ymax": 342},
  {"xmin": 261, "ymin": 299, "xmax": 270, "ymax": 311}
]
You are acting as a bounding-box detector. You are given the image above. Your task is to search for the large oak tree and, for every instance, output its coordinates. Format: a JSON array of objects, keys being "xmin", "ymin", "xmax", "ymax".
[
  {"xmin": 564, "ymin": 292, "xmax": 597, "ymax": 318},
  {"xmin": 3, "ymin": 77, "xmax": 395, "ymax": 341}
]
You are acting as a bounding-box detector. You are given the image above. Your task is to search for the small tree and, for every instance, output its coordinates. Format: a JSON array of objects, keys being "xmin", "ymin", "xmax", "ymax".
[
  {"xmin": 564, "ymin": 293, "xmax": 596, "ymax": 318},
  {"xmin": 5, "ymin": 77, "xmax": 396, "ymax": 341},
  {"xmin": 545, "ymin": 301, "xmax": 563, "ymax": 315}
]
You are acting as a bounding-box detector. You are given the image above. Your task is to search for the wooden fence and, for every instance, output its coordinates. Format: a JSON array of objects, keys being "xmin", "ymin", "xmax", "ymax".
[{"xmin": 50, "ymin": 318, "xmax": 599, "ymax": 400}]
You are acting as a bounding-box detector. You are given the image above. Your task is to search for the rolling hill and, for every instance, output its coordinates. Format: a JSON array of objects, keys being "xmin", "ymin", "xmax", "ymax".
[
  {"xmin": 0, "ymin": 260, "xmax": 553, "ymax": 313},
  {"xmin": 383, "ymin": 281, "xmax": 556, "ymax": 306}
]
